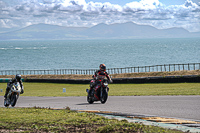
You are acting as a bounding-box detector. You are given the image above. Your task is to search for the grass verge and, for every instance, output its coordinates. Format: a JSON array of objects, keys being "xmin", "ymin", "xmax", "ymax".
[
  {"xmin": 0, "ymin": 83, "xmax": 200, "ymax": 96},
  {"xmin": 0, "ymin": 107, "xmax": 183, "ymax": 133}
]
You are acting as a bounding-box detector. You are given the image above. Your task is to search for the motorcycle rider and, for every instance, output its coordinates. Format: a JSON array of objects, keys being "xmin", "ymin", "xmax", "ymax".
[
  {"xmin": 90, "ymin": 64, "xmax": 112, "ymax": 91},
  {"xmin": 4, "ymin": 74, "xmax": 24, "ymax": 99}
]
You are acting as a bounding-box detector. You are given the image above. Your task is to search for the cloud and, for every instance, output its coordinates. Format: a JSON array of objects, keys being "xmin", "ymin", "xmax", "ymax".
[
  {"xmin": 124, "ymin": 0, "xmax": 163, "ymax": 10},
  {"xmin": 0, "ymin": 0, "xmax": 200, "ymax": 32}
]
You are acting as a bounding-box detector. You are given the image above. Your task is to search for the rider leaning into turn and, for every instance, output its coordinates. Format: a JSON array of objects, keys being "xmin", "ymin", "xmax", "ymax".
[
  {"xmin": 4, "ymin": 74, "xmax": 24, "ymax": 99},
  {"xmin": 90, "ymin": 64, "xmax": 112, "ymax": 90}
]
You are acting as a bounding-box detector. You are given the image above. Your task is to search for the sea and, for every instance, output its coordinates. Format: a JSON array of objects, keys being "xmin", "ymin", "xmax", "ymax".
[{"xmin": 0, "ymin": 38, "xmax": 199, "ymax": 70}]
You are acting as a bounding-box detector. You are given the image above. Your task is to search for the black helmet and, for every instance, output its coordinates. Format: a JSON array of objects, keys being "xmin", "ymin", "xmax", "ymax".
[
  {"xmin": 100, "ymin": 64, "xmax": 106, "ymax": 71},
  {"xmin": 15, "ymin": 74, "xmax": 21, "ymax": 81}
]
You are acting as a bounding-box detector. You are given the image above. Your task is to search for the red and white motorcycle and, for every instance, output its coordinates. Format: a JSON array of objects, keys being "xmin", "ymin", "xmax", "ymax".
[{"xmin": 86, "ymin": 79, "xmax": 110, "ymax": 104}]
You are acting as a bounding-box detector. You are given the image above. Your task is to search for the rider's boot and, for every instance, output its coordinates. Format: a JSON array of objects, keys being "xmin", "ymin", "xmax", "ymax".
[
  {"xmin": 89, "ymin": 88, "xmax": 94, "ymax": 97},
  {"xmin": 4, "ymin": 94, "xmax": 7, "ymax": 99},
  {"xmin": 107, "ymin": 87, "xmax": 109, "ymax": 92}
]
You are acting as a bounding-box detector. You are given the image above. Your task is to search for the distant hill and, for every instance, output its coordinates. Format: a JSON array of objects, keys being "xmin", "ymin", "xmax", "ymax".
[
  {"xmin": 0, "ymin": 22, "xmax": 199, "ymax": 40},
  {"xmin": 0, "ymin": 23, "xmax": 87, "ymax": 40}
]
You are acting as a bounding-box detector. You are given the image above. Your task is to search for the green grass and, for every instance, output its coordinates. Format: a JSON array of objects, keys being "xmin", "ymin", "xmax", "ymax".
[
  {"xmin": 0, "ymin": 82, "xmax": 200, "ymax": 96},
  {"xmin": 109, "ymin": 83, "xmax": 200, "ymax": 96},
  {"xmin": 0, "ymin": 107, "xmax": 183, "ymax": 133}
]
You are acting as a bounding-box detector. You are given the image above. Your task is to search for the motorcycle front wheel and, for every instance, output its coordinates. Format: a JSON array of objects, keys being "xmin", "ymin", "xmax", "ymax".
[
  {"xmin": 87, "ymin": 89, "xmax": 94, "ymax": 104},
  {"xmin": 10, "ymin": 94, "xmax": 18, "ymax": 107},
  {"xmin": 100, "ymin": 90, "xmax": 108, "ymax": 104},
  {"xmin": 87, "ymin": 95, "xmax": 94, "ymax": 104}
]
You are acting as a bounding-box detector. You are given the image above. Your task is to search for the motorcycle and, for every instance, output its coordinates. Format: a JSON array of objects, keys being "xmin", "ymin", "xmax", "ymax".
[
  {"xmin": 86, "ymin": 79, "xmax": 110, "ymax": 104},
  {"xmin": 4, "ymin": 82, "xmax": 22, "ymax": 107}
]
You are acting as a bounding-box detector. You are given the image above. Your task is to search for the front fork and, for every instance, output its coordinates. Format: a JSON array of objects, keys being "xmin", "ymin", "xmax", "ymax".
[
  {"xmin": 86, "ymin": 88, "xmax": 94, "ymax": 97},
  {"xmin": 100, "ymin": 87, "xmax": 103, "ymax": 98}
]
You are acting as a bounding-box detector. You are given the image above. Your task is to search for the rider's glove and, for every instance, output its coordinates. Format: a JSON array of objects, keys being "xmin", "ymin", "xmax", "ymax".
[
  {"xmin": 20, "ymin": 87, "xmax": 24, "ymax": 94},
  {"xmin": 20, "ymin": 90, "xmax": 24, "ymax": 94}
]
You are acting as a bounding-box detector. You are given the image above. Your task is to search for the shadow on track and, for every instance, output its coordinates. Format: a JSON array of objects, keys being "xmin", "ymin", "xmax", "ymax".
[{"xmin": 76, "ymin": 103, "xmax": 102, "ymax": 105}]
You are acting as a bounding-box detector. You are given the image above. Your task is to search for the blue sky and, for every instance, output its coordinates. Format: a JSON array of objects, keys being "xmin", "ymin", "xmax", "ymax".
[
  {"xmin": 85, "ymin": 0, "xmax": 199, "ymax": 6},
  {"xmin": 0, "ymin": 0, "xmax": 200, "ymax": 32}
]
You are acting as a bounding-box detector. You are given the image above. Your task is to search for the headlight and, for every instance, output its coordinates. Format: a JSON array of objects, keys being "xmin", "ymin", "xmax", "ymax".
[{"xmin": 104, "ymin": 83, "xmax": 108, "ymax": 86}]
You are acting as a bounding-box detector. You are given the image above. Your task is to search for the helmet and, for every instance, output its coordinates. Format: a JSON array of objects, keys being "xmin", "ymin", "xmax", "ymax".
[
  {"xmin": 15, "ymin": 74, "xmax": 21, "ymax": 81},
  {"xmin": 99, "ymin": 64, "xmax": 106, "ymax": 71}
]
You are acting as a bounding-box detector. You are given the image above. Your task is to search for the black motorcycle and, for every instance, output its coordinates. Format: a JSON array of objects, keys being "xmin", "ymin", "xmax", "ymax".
[
  {"xmin": 4, "ymin": 82, "xmax": 22, "ymax": 107},
  {"xmin": 86, "ymin": 79, "xmax": 110, "ymax": 104}
]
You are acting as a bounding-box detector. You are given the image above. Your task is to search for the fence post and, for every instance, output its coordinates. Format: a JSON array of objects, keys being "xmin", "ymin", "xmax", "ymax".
[
  {"xmin": 174, "ymin": 64, "xmax": 175, "ymax": 71},
  {"xmin": 164, "ymin": 65, "xmax": 166, "ymax": 72},
  {"xmin": 199, "ymin": 63, "xmax": 200, "ymax": 70}
]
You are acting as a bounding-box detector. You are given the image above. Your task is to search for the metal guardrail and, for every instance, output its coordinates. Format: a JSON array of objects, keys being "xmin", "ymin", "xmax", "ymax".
[
  {"xmin": 0, "ymin": 63, "xmax": 199, "ymax": 76},
  {"xmin": 107, "ymin": 63, "xmax": 200, "ymax": 74}
]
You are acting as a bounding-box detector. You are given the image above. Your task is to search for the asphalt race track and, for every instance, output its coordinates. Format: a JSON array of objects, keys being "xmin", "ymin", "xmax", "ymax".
[{"xmin": 0, "ymin": 95, "xmax": 200, "ymax": 121}]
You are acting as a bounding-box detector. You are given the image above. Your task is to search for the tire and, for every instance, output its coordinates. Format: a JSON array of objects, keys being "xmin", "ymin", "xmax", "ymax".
[
  {"xmin": 100, "ymin": 90, "xmax": 108, "ymax": 104},
  {"xmin": 4, "ymin": 99, "xmax": 9, "ymax": 107},
  {"xmin": 10, "ymin": 94, "xmax": 18, "ymax": 107},
  {"xmin": 87, "ymin": 90, "xmax": 94, "ymax": 104},
  {"xmin": 87, "ymin": 95, "xmax": 94, "ymax": 104}
]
